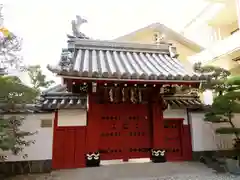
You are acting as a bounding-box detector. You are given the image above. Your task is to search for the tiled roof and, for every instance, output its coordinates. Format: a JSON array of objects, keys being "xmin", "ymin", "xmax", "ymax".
[
  {"xmin": 164, "ymin": 95, "xmax": 202, "ymax": 109},
  {"xmin": 0, "ymin": 83, "xmax": 203, "ymax": 113},
  {"xmin": 38, "ymin": 85, "xmax": 203, "ymax": 109},
  {"xmin": 41, "ymin": 84, "xmax": 66, "ymax": 95},
  {"xmin": 0, "ymin": 85, "xmax": 86, "ymax": 113},
  {"xmin": 39, "ymin": 93, "xmax": 87, "ymax": 110},
  {"xmin": 38, "ymin": 84, "xmax": 86, "ymax": 110},
  {"xmin": 47, "ymin": 39, "xmax": 210, "ymax": 82},
  {"xmin": 0, "ymin": 95, "xmax": 201, "ymax": 113},
  {"xmin": 41, "ymin": 94, "xmax": 202, "ymax": 109}
]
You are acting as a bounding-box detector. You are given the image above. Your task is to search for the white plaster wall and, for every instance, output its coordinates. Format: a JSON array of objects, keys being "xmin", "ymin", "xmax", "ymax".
[
  {"xmin": 1, "ymin": 113, "xmax": 54, "ymax": 161},
  {"xmin": 163, "ymin": 109, "xmax": 188, "ymax": 125},
  {"xmin": 189, "ymin": 112, "xmax": 240, "ymax": 152},
  {"xmin": 5, "ymin": 109, "xmax": 239, "ymax": 161},
  {"xmin": 58, "ymin": 109, "xmax": 87, "ymax": 126}
]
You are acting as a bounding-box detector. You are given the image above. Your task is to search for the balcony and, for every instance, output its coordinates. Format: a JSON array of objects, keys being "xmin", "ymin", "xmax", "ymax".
[
  {"xmin": 189, "ymin": 30, "xmax": 240, "ymax": 64},
  {"xmin": 207, "ymin": 0, "xmax": 237, "ymax": 26}
]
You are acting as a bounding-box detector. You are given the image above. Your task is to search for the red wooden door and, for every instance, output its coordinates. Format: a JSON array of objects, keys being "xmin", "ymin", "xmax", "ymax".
[
  {"xmin": 98, "ymin": 103, "xmax": 151, "ymax": 161},
  {"xmin": 163, "ymin": 119, "xmax": 183, "ymax": 160},
  {"xmin": 52, "ymin": 129, "xmax": 65, "ymax": 169},
  {"xmin": 99, "ymin": 104, "xmax": 125, "ymax": 160},
  {"xmin": 52, "ymin": 127, "xmax": 86, "ymax": 169},
  {"xmin": 64, "ymin": 128, "xmax": 75, "ymax": 169},
  {"xmin": 123, "ymin": 104, "xmax": 151, "ymax": 159},
  {"xmin": 74, "ymin": 128, "xmax": 86, "ymax": 167}
]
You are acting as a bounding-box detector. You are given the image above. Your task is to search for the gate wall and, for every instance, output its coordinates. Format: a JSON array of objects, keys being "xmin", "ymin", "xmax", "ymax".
[
  {"xmin": 52, "ymin": 97, "xmax": 193, "ymax": 170},
  {"xmin": 86, "ymin": 94, "xmax": 192, "ymax": 162}
]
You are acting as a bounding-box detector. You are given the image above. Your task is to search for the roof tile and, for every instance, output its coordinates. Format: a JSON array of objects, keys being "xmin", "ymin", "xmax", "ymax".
[{"xmin": 48, "ymin": 40, "xmax": 210, "ymax": 82}]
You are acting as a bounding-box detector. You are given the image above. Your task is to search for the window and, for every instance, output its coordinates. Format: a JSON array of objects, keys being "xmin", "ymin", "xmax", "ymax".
[
  {"xmin": 41, "ymin": 119, "xmax": 52, "ymax": 128},
  {"xmin": 231, "ymin": 28, "xmax": 239, "ymax": 35},
  {"xmin": 153, "ymin": 32, "xmax": 160, "ymax": 43},
  {"xmin": 153, "ymin": 32, "xmax": 165, "ymax": 44}
]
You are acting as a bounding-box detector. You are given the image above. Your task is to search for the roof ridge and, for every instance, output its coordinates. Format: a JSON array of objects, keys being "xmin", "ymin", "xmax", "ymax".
[
  {"xmin": 68, "ymin": 38, "xmax": 172, "ymax": 53},
  {"xmin": 42, "ymin": 84, "xmax": 67, "ymax": 95}
]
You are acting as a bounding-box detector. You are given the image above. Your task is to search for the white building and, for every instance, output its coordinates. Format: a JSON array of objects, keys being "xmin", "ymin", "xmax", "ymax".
[{"xmin": 183, "ymin": 0, "xmax": 240, "ymax": 75}]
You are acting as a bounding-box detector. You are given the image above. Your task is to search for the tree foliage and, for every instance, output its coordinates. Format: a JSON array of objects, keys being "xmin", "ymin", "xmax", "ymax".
[
  {"xmin": 0, "ymin": 9, "xmax": 38, "ymax": 161},
  {"xmin": 194, "ymin": 63, "xmax": 240, "ymax": 149},
  {"xmin": 0, "ymin": 64, "xmax": 53, "ymax": 161},
  {"xmin": 193, "ymin": 62, "xmax": 230, "ymax": 94},
  {"xmin": 0, "ymin": 28, "xmax": 23, "ymax": 72},
  {"xmin": 0, "ymin": 73, "xmax": 38, "ymax": 161},
  {"xmin": 27, "ymin": 65, "xmax": 54, "ymax": 92}
]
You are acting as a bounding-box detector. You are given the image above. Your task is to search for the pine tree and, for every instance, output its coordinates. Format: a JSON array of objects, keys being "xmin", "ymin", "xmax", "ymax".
[
  {"xmin": 194, "ymin": 63, "xmax": 240, "ymax": 150},
  {"xmin": 27, "ymin": 65, "xmax": 54, "ymax": 93},
  {"xmin": 0, "ymin": 76, "xmax": 38, "ymax": 160}
]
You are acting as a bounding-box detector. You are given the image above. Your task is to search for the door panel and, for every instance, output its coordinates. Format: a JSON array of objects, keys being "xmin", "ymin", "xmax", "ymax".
[
  {"xmin": 98, "ymin": 103, "xmax": 151, "ymax": 160},
  {"xmin": 75, "ymin": 128, "xmax": 86, "ymax": 167},
  {"xmin": 64, "ymin": 129, "xmax": 75, "ymax": 168},
  {"xmin": 99, "ymin": 104, "xmax": 125, "ymax": 160},
  {"xmin": 163, "ymin": 120, "xmax": 183, "ymax": 160},
  {"xmin": 52, "ymin": 127, "xmax": 86, "ymax": 169},
  {"xmin": 124, "ymin": 104, "xmax": 151, "ymax": 159},
  {"xmin": 52, "ymin": 129, "xmax": 65, "ymax": 169}
]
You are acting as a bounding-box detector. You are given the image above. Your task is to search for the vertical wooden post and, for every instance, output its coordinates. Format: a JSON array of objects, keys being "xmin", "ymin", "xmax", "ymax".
[
  {"xmin": 182, "ymin": 125, "xmax": 193, "ymax": 160},
  {"xmin": 53, "ymin": 110, "xmax": 58, "ymax": 130},
  {"xmin": 152, "ymin": 103, "xmax": 164, "ymax": 149},
  {"xmin": 85, "ymin": 91, "xmax": 100, "ymax": 153},
  {"xmin": 182, "ymin": 109, "xmax": 193, "ymax": 160},
  {"xmin": 52, "ymin": 110, "xmax": 58, "ymax": 169},
  {"xmin": 150, "ymin": 86, "xmax": 167, "ymax": 163}
]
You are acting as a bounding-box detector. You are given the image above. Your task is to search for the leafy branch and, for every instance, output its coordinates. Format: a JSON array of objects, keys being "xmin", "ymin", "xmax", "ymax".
[{"xmin": 194, "ymin": 63, "xmax": 240, "ymax": 150}]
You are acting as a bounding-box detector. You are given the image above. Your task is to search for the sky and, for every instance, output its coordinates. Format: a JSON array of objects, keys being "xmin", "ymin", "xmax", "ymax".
[{"xmin": 2, "ymin": 0, "xmax": 210, "ymax": 84}]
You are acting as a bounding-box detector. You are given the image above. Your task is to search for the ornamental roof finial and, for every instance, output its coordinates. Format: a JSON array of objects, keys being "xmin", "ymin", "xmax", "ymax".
[{"xmin": 67, "ymin": 15, "xmax": 89, "ymax": 39}]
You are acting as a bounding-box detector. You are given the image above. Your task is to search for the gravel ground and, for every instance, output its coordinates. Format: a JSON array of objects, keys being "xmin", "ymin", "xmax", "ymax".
[{"xmin": 6, "ymin": 162, "xmax": 240, "ymax": 180}]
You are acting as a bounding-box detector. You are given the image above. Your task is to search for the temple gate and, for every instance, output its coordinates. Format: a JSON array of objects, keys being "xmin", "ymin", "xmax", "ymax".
[{"xmin": 46, "ymin": 17, "xmax": 209, "ymax": 169}]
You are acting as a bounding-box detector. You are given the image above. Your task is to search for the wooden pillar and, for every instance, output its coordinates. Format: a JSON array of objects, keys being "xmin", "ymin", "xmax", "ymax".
[
  {"xmin": 151, "ymin": 87, "xmax": 165, "ymax": 150},
  {"xmin": 85, "ymin": 91, "xmax": 100, "ymax": 153},
  {"xmin": 182, "ymin": 125, "xmax": 193, "ymax": 160},
  {"xmin": 150, "ymin": 86, "xmax": 167, "ymax": 163},
  {"xmin": 52, "ymin": 110, "xmax": 58, "ymax": 152},
  {"xmin": 53, "ymin": 110, "xmax": 58, "ymax": 130},
  {"xmin": 152, "ymin": 102, "xmax": 164, "ymax": 149},
  {"xmin": 182, "ymin": 109, "xmax": 193, "ymax": 160},
  {"xmin": 52, "ymin": 110, "xmax": 59, "ymax": 169}
]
